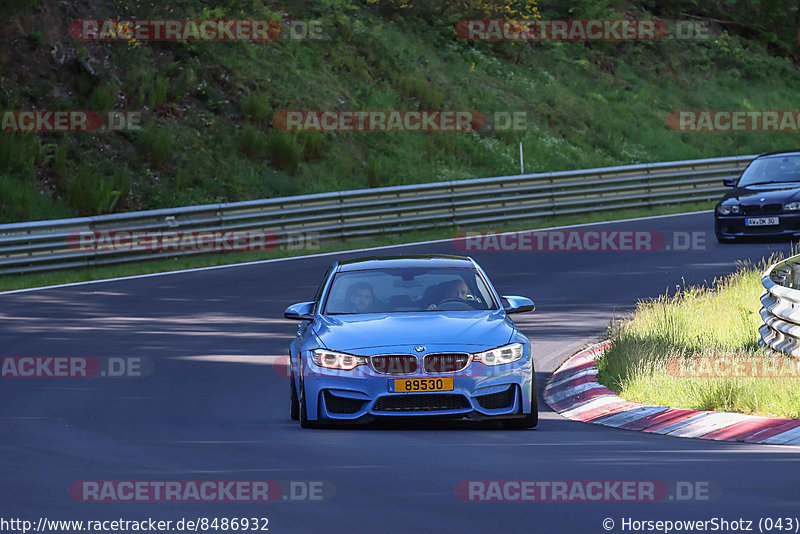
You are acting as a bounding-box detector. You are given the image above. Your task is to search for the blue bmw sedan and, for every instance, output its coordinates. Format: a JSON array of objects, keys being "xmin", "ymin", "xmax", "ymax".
[{"xmin": 284, "ymin": 255, "xmax": 537, "ymax": 429}]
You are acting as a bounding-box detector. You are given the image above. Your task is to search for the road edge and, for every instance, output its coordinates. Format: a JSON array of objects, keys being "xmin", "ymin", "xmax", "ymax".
[{"xmin": 543, "ymin": 341, "xmax": 800, "ymax": 445}]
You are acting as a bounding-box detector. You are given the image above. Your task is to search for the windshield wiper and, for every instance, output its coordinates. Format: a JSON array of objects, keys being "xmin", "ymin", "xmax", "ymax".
[{"xmin": 744, "ymin": 180, "xmax": 800, "ymax": 186}]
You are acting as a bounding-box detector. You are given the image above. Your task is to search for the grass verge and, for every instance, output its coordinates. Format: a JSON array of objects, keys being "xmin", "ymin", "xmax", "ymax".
[
  {"xmin": 0, "ymin": 202, "xmax": 714, "ymax": 293},
  {"xmin": 2, "ymin": 1, "xmax": 800, "ymax": 223},
  {"xmin": 597, "ymin": 252, "xmax": 800, "ymax": 419}
]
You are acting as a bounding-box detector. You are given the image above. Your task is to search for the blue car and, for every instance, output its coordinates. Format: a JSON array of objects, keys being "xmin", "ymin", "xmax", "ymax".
[{"xmin": 284, "ymin": 255, "xmax": 537, "ymax": 429}]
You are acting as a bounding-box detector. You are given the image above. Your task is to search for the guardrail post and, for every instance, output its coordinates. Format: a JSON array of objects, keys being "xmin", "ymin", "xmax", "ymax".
[
  {"xmin": 338, "ymin": 193, "xmax": 345, "ymax": 241},
  {"xmin": 792, "ymin": 263, "xmax": 800, "ymax": 290},
  {"xmin": 449, "ymin": 184, "xmax": 456, "ymax": 228},
  {"xmin": 89, "ymin": 216, "xmax": 97, "ymax": 267}
]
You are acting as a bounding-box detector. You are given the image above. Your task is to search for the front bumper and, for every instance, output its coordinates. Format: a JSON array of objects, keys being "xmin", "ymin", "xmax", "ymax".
[
  {"xmin": 301, "ymin": 350, "xmax": 533, "ymax": 422},
  {"xmin": 715, "ymin": 213, "xmax": 800, "ymax": 239}
]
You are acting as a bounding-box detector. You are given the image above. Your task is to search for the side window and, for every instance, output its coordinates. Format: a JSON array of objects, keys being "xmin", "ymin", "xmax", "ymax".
[{"xmin": 311, "ymin": 266, "xmax": 333, "ymax": 313}]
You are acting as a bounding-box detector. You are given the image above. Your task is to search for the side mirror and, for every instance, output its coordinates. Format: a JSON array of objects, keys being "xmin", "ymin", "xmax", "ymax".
[
  {"xmin": 723, "ymin": 177, "xmax": 737, "ymax": 187},
  {"xmin": 284, "ymin": 301, "xmax": 315, "ymax": 321},
  {"xmin": 501, "ymin": 296, "xmax": 535, "ymax": 314}
]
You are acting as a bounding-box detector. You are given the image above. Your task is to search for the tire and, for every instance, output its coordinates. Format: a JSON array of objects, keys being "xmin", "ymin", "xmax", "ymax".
[
  {"xmin": 714, "ymin": 220, "xmax": 737, "ymax": 244},
  {"xmin": 716, "ymin": 233, "xmax": 737, "ymax": 244},
  {"xmin": 289, "ymin": 370, "xmax": 299, "ymax": 421},
  {"xmin": 503, "ymin": 378, "xmax": 538, "ymax": 429},
  {"xmin": 298, "ymin": 380, "xmax": 318, "ymax": 429}
]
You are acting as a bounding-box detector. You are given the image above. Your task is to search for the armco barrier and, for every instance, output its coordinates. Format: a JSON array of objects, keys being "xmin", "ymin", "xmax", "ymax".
[
  {"xmin": 760, "ymin": 253, "xmax": 800, "ymax": 357},
  {"xmin": 0, "ymin": 155, "xmax": 754, "ymax": 275}
]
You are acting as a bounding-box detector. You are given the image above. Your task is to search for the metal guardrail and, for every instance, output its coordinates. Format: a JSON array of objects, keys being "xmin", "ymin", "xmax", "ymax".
[
  {"xmin": 759, "ymin": 254, "xmax": 800, "ymax": 357},
  {"xmin": 0, "ymin": 154, "xmax": 755, "ymax": 275}
]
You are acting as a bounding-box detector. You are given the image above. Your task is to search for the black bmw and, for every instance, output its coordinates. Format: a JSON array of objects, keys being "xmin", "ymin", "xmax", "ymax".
[{"xmin": 715, "ymin": 151, "xmax": 800, "ymax": 242}]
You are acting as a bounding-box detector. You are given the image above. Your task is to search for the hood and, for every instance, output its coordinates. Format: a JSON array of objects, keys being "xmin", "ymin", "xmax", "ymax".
[
  {"xmin": 722, "ymin": 183, "xmax": 800, "ymax": 204},
  {"xmin": 311, "ymin": 311, "xmax": 515, "ymax": 352}
]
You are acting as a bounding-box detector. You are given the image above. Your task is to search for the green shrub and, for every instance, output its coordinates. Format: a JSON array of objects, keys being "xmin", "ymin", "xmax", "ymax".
[
  {"xmin": 301, "ymin": 132, "xmax": 325, "ymax": 161},
  {"xmin": 64, "ymin": 165, "xmax": 129, "ymax": 215},
  {"xmin": 0, "ymin": 133, "xmax": 37, "ymax": 174},
  {"xmin": 149, "ymin": 74, "xmax": 170, "ymax": 110},
  {"xmin": 26, "ymin": 30, "xmax": 44, "ymax": 46},
  {"xmin": 53, "ymin": 143, "xmax": 68, "ymax": 178},
  {"xmin": 240, "ymin": 125, "xmax": 269, "ymax": 159},
  {"xmin": 394, "ymin": 73, "xmax": 414, "ymax": 98},
  {"xmin": 267, "ymin": 130, "xmax": 301, "ymax": 174},
  {"xmin": 414, "ymin": 79, "xmax": 443, "ymax": 109},
  {"xmin": 367, "ymin": 156, "xmax": 382, "ymax": 187},
  {"xmin": 137, "ymin": 126, "xmax": 174, "ymax": 168},
  {"xmin": 90, "ymin": 84, "xmax": 116, "ymax": 110},
  {"xmin": 242, "ymin": 93, "xmax": 272, "ymax": 124},
  {"xmin": 168, "ymin": 67, "xmax": 196, "ymax": 102},
  {"xmin": 0, "ymin": 172, "xmax": 71, "ymax": 223},
  {"xmin": 76, "ymin": 72, "xmax": 95, "ymax": 99}
]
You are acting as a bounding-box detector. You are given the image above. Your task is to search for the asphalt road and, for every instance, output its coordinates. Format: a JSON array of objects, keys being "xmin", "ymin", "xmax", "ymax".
[{"xmin": 1, "ymin": 211, "xmax": 798, "ymax": 534}]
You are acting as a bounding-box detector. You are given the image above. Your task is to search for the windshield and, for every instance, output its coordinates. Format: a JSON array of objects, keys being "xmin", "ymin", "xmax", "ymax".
[
  {"xmin": 738, "ymin": 155, "xmax": 800, "ymax": 186},
  {"xmin": 323, "ymin": 267, "xmax": 498, "ymax": 314}
]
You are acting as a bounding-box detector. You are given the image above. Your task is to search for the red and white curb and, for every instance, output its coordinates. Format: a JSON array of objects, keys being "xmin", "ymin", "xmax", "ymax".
[{"xmin": 543, "ymin": 341, "xmax": 800, "ymax": 445}]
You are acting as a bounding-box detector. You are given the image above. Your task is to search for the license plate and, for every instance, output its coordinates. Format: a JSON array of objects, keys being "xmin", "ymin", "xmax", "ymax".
[
  {"xmin": 390, "ymin": 377, "xmax": 454, "ymax": 393},
  {"xmin": 746, "ymin": 217, "xmax": 779, "ymax": 226}
]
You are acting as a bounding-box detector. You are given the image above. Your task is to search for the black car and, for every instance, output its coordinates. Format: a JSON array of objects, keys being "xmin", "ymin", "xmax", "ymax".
[{"xmin": 715, "ymin": 151, "xmax": 800, "ymax": 242}]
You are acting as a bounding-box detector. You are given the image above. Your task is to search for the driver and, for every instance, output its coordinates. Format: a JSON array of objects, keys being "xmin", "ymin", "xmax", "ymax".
[
  {"xmin": 427, "ymin": 279, "xmax": 470, "ymax": 310},
  {"xmin": 345, "ymin": 281, "xmax": 375, "ymax": 313},
  {"xmin": 443, "ymin": 279, "xmax": 469, "ymax": 300}
]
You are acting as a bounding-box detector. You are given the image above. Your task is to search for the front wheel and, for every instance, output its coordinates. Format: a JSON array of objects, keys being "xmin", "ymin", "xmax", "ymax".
[
  {"xmin": 714, "ymin": 220, "xmax": 737, "ymax": 244},
  {"xmin": 298, "ymin": 380, "xmax": 318, "ymax": 429},
  {"xmin": 715, "ymin": 232, "xmax": 737, "ymax": 244},
  {"xmin": 289, "ymin": 370, "xmax": 299, "ymax": 421},
  {"xmin": 503, "ymin": 379, "xmax": 538, "ymax": 429}
]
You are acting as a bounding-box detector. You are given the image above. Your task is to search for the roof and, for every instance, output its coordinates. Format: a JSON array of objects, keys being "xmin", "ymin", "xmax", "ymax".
[
  {"xmin": 336, "ymin": 254, "xmax": 474, "ymax": 272},
  {"xmin": 756, "ymin": 151, "xmax": 800, "ymax": 159}
]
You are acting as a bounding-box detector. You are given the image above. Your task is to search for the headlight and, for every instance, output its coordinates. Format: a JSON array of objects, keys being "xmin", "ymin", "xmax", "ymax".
[
  {"xmin": 785, "ymin": 202, "xmax": 800, "ymax": 211},
  {"xmin": 716, "ymin": 205, "xmax": 740, "ymax": 215},
  {"xmin": 311, "ymin": 349, "xmax": 366, "ymax": 370},
  {"xmin": 472, "ymin": 343, "xmax": 525, "ymax": 366}
]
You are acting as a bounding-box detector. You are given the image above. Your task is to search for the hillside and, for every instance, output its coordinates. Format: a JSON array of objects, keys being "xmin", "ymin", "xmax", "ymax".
[{"xmin": 1, "ymin": 0, "xmax": 800, "ymax": 223}]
